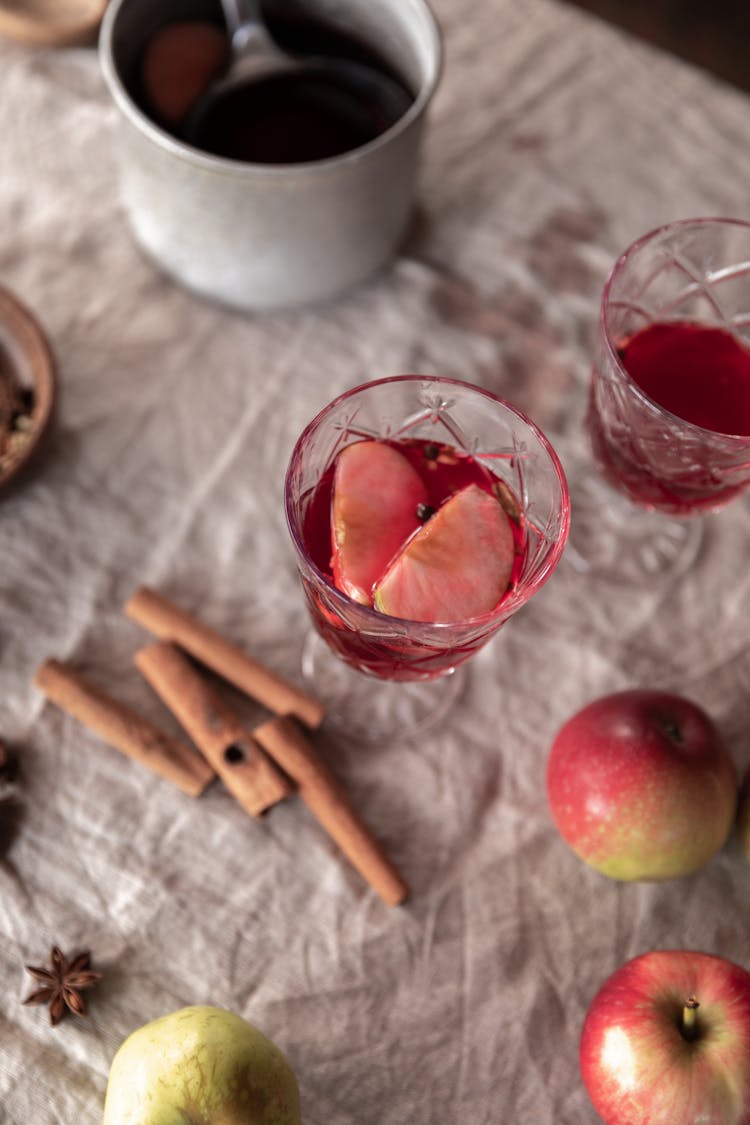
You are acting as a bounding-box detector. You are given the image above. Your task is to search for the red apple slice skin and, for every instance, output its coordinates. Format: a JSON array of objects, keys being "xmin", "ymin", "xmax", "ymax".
[
  {"xmin": 331, "ymin": 440, "xmax": 429, "ymax": 605},
  {"xmin": 373, "ymin": 483, "xmax": 516, "ymax": 623}
]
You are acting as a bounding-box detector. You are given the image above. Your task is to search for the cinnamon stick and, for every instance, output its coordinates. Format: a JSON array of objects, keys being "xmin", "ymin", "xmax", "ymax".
[
  {"xmin": 135, "ymin": 642, "xmax": 291, "ymax": 817},
  {"xmin": 125, "ymin": 587, "xmax": 325, "ymax": 730},
  {"xmin": 253, "ymin": 715, "xmax": 409, "ymax": 907},
  {"xmin": 34, "ymin": 659, "xmax": 214, "ymax": 797}
]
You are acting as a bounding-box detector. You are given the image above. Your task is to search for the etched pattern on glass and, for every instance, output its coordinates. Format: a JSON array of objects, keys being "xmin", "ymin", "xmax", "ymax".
[{"xmin": 590, "ymin": 220, "xmax": 750, "ymax": 513}]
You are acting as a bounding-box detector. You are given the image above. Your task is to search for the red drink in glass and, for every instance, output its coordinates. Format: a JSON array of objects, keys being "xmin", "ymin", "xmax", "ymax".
[
  {"xmin": 285, "ymin": 376, "xmax": 569, "ymax": 683},
  {"xmin": 618, "ymin": 322, "xmax": 750, "ymax": 436},
  {"xmin": 300, "ymin": 436, "xmax": 527, "ymax": 678},
  {"xmin": 587, "ymin": 219, "xmax": 750, "ymax": 515}
]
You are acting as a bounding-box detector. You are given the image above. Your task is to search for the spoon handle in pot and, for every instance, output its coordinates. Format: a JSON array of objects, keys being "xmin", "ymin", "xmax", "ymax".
[{"xmin": 219, "ymin": 0, "xmax": 282, "ymax": 56}]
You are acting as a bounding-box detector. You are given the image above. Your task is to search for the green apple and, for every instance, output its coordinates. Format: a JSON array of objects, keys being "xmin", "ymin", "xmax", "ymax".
[{"xmin": 103, "ymin": 1005, "xmax": 301, "ymax": 1125}]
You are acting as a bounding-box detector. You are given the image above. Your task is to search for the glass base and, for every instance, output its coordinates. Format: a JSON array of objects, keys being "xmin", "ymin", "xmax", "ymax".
[
  {"xmin": 301, "ymin": 629, "xmax": 466, "ymax": 746},
  {"xmin": 566, "ymin": 468, "xmax": 703, "ymax": 584}
]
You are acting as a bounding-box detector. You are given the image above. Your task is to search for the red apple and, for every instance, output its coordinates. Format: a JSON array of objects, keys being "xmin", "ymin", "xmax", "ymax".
[
  {"xmin": 546, "ymin": 689, "xmax": 737, "ymax": 880},
  {"xmin": 580, "ymin": 949, "xmax": 750, "ymax": 1125}
]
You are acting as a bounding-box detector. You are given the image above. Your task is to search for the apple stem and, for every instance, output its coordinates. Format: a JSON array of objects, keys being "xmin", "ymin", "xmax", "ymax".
[
  {"xmin": 658, "ymin": 716, "xmax": 684, "ymax": 744},
  {"xmin": 681, "ymin": 997, "xmax": 700, "ymax": 1041}
]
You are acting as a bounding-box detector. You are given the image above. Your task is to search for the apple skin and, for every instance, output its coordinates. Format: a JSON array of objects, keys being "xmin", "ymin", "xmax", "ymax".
[
  {"xmin": 580, "ymin": 950, "xmax": 750, "ymax": 1125},
  {"xmin": 546, "ymin": 689, "xmax": 737, "ymax": 880},
  {"xmin": 102, "ymin": 1005, "xmax": 301, "ymax": 1125}
]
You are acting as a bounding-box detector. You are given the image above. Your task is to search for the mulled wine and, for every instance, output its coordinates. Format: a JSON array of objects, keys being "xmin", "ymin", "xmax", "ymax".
[
  {"xmin": 297, "ymin": 435, "xmax": 528, "ymax": 677},
  {"xmin": 136, "ymin": 12, "xmax": 414, "ymax": 163},
  {"xmin": 303, "ymin": 437, "xmax": 524, "ymax": 581},
  {"xmin": 192, "ymin": 67, "xmax": 409, "ymax": 163},
  {"xmin": 285, "ymin": 374, "xmax": 571, "ymax": 684},
  {"xmin": 589, "ymin": 319, "xmax": 750, "ymax": 513},
  {"xmin": 619, "ymin": 321, "xmax": 750, "ymax": 436}
]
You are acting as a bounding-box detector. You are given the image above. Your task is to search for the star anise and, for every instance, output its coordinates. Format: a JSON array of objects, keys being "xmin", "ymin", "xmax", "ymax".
[{"xmin": 22, "ymin": 946, "xmax": 102, "ymax": 1026}]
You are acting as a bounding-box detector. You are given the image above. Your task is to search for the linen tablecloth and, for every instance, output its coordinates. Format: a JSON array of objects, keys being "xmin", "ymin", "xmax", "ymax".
[{"xmin": 2, "ymin": 0, "xmax": 750, "ymax": 1121}]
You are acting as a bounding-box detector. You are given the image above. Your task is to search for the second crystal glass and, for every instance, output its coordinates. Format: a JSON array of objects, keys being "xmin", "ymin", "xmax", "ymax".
[{"xmin": 588, "ymin": 217, "xmax": 750, "ymax": 515}]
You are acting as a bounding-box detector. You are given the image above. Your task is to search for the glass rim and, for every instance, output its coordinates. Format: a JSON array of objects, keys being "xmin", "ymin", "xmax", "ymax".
[
  {"xmin": 284, "ymin": 373, "xmax": 571, "ymax": 632},
  {"xmin": 600, "ymin": 215, "xmax": 750, "ymax": 444}
]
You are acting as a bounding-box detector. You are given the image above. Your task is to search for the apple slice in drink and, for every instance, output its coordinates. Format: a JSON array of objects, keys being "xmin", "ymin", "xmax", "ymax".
[
  {"xmin": 331, "ymin": 440, "xmax": 428, "ymax": 604},
  {"xmin": 374, "ymin": 483, "xmax": 515, "ymax": 623}
]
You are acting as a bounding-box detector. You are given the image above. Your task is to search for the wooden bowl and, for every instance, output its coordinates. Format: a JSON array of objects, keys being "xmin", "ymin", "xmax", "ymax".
[
  {"xmin": 0, "ymin": 0, "xmax": 107, "ymax": 48},
  {"xmin": 0, "ymin": 286, "xmax": 55, "ymax": 493}
]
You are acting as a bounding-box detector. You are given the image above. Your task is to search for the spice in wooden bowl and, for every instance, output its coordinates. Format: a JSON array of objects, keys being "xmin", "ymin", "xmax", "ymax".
[{"xmin": 0, "ymin": 286, "xmax": 55, "ymax": 494}]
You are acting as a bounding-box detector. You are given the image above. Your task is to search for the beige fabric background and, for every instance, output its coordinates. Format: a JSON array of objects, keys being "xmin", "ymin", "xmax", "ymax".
[{"xmin": 1, "ymin": 0, "xmax": 750, "ymax": 1121}]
